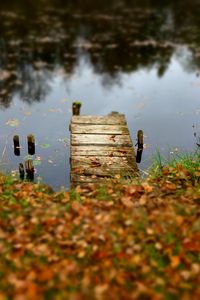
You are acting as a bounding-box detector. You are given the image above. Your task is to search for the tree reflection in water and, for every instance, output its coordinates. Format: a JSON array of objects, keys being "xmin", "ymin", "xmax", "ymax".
[{"xmin": 0, "ymin": 0, "xmax": 200, "ymax": 108}]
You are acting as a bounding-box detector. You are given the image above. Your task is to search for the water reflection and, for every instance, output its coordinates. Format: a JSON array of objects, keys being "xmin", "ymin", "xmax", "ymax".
[
  {"xmin": 1, "ymin": 0, "xmax": 200, "ymax": 107},
  {"xmin": 0, "ymin": 0, "xmax": 200, "ymax": 189}
]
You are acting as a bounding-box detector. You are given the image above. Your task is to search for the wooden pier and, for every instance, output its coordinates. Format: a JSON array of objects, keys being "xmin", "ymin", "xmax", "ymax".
[{"xmin": 70, "ymin": 112, "xmax": 138, "ymax": 187}]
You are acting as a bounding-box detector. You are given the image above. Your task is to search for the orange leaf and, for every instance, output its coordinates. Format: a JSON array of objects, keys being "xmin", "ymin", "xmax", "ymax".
[
  {"xmin": 121, "ymin": 196, "xmax": 134, "ymax": 208},
  {"xmin": 38, "ymin": 269, "xmax": 53, "ymax": 282},
  {"xmin": 170, "ymin": 256, "xmax": 181, "ymax": 268}
]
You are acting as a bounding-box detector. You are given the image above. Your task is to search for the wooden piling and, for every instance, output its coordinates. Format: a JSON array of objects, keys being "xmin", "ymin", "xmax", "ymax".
[
  {"xmin": 72, "ymin": 102, "xmax": 81, "ymax": 116},
  {"xmin": 19, "ymin": 163, "xmax": 25, "ymax": 180},
  {"xmin": 136, "ymin": 130, "xmax": 143, "ymax": 163},
  {"xmin": 27, "ymin": 134, "xmax": 35, "ymax": 155},
  {"xmin": 13, "ymin": 135, "xmax": 20, "ymax": 156},
  {"xmin": 25, "ymin": 159, "xmax": 34, "ymax": 181}
]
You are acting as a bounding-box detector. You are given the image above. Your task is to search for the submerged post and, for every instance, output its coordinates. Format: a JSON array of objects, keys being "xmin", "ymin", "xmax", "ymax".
[
  {"xmin": 27, "ymin": 134, "xmax": 35, "ymax": 155},
  {"xmin": 19, "ymin": 163, "xmax": 25, "ymax": 180},
  {"xmin": 13, "ymin": 135, "xmax": 20, "ymax": 156},
  {"xmin": 136, "ymin": 130, "xmax": 143, "ymax": 163},
  {"xmin": 25, "ymin": 159, "xmax": 34, "ymax": 181}
]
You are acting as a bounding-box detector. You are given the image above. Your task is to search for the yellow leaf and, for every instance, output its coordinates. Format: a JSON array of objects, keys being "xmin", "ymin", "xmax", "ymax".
[
  {"xmin": 170, "ymin": 256, "xmax": 180, "ymax": 268},
  {"xmin": 78, "ymin": 251, "xmax": 86, "ymax": 258}
]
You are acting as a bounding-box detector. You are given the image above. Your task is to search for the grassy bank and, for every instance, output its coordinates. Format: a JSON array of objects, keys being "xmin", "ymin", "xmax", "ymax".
[{"xmin": 0, "ymin": 151, "xmax": 200, "ymax": 300}]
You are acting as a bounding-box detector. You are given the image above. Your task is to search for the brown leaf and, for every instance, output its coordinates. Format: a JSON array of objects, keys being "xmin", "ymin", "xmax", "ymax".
[
  {"xmin": 110, "ymin": 135, "xmax": 116, "ymax": 142},
  {"xmin": 161, "ymin": 182, "xmax": 177, "ymax": 191},
  {"xmin": 139, "ymin": 195, "xmax": 147, "ymax": 205},
  {"xmin": 142, "ymin": 183, "xmax": 153, "ymax": 193},
  {"xmin": 121, "ymin": 196, "xmax": 134, "ymax": 208},
  {"xmin": 38, "ymin": 269, "xmax": 53, "ymax": 282}
]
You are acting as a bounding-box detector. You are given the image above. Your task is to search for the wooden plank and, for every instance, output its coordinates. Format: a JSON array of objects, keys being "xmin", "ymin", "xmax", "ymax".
[
  {"xmin": 71, "ymin": 174, "xmax": 111, "ymax": 183},
  {"xmin": 71, "ymin": 145, "xmax": 135, "ymax": 157},
  {"xmin": 71, "ymin": 124, "xmax": 129, "ymax": 135},
  {"xmin": 71, "ymin": 134, "xmax": 132, "ymax": 146},
  {"xmin": 71, "ymin": 166, "xmax": 137, "ymax": 176},
  {"xmin": 71, "ymin": 115, "xmax": 126, "ymax": 125},
  {"xmin": 71, "ymin": 156, "xmax": 136, "ymax": 169}
]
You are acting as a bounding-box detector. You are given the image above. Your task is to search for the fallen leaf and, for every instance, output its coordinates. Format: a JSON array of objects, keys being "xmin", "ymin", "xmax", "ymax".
[
  {"xmin": 121, "ymin": 196, "xmax": 134, "ymax": 208},
  {"xmin": 6, "ymin": 118, "xmax": 19, "ymax": 127},
  {"xmin": 40, "ymin": 143, "xmax": 50, "ymax": 149}
]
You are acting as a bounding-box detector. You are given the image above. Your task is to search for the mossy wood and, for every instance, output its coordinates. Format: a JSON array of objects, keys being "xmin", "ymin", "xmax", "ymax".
[
  {"xmin": 70, "ymin": 113, "xmax": 138, "ymax": 186},
  {"xmin": 72, "ymin": 102, "xmax": 81, "ymax": 116}
]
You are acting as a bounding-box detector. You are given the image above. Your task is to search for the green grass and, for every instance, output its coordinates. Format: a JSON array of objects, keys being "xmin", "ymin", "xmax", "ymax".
[{"xmin": 150, "ymin": 148, "xmax": 200, "ymax": 177}]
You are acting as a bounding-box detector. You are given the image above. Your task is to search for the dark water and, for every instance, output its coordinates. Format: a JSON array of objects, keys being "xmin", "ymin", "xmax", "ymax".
[{"xmin": 0, "ymin": 0, "xmax": 200, "ymax": 189}]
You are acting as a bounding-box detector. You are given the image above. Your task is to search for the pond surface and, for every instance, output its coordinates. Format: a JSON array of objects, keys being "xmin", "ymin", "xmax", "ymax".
[{"xmin": 0, "ymin": 0, "xmax": 200, "ymax": 189}]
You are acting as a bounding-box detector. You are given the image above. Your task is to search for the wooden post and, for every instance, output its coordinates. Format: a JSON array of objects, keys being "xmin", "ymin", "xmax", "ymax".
[
  {"xmin": 19, "ymin": 163, "xmax": 25, "ymax": 180},
  {"xmin": 27, "ymin": 134, "xmax": 35, "ymax": 155},
  {"xmin": 13, "ymin": 135, "xmax": 20, "ymax": 156},
  {"xmin": 136, "ymin": 130, "xmax": 143, "ymax": 163},
  {"xmin": 72, "ymin": 102, "xmax": 81, "ymax": 116},
  {"xmin": 25, "ymin": 159, "xmax": 34, "ymax": 181}
]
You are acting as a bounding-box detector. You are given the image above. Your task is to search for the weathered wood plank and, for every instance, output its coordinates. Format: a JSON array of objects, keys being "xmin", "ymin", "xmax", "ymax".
[
  {"xmin": 71, "ymin": 134, "xmax": 132, "ymax": 146},
  {"xmin": 71, "ymin": 174, "xmax": 111, "ymax": 183},
  {"xmin": 71, "ymin": 165, "xmax": 137, "ymax": 176},
  {"xmin": 71, "ymin": 156, "xmax": 136, "ymax": 169},
  {"xmin": 71, "ymin": 145, "xmax": 135, "ymax": 157},
  {"xmin": 71, "ymin": 124, "xmax": 129, "ymax": 135},
  {"xmin": 72, "ymin": 115, "xmax": 126, "ymax": 125}
]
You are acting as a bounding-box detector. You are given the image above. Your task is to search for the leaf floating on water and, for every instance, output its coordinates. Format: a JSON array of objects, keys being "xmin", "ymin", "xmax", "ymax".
[
  {"xmin": 176, "ymin": 111, "xmax": 184, "ymax": 117},
  {"xmin": 23, "ymin": 111, "xmax": 32, "ymax": 116},
  {"xmin": 48, "ymin": 159, "xmax": 54, "ymax": 164},
  {"xmin": 6, "ymin": 118, "xmax": 20, "ymax": 127},
  {"xmin": 136, "ymin": 102, "xmax": 145, "ymax": 109},
  {"xmin": 49, "ymin": 108, "xmax": 62, "ymax": 113},
  {"xmin": 60, "ymin": 99, "xmax": 68, "ymax": 103},
  {"xmin": 40, "ymin": 143, "xmax": 50, "ymax": 149},
  {"xmin": 33, "ymin": 160, "xmax": 41, "ymax": 166},
  {"xmin": 58, "ymin": 138, "xmax": 69, "ymax": 145},
  {"xmin": 11, "ymin": 169, "xmax": 18, "ymax": 177},
  {"xmin": 24, "ymin": 155, "xmax": 32, "ymax": 160},
  {"xmin": 35, "ymin": 156, "xmax": 41, "ymax": 161}
]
